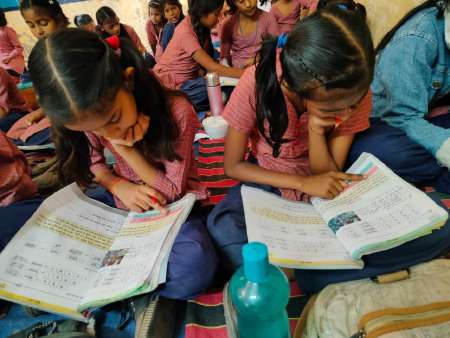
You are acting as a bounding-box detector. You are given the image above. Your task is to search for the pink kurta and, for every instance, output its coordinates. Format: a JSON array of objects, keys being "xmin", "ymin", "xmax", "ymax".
[
  {"xmin": 222, "ymin": 54, "xmax": 372, "ymax": 201},
  {"xmin": 220, "ymin": 10, "xmax": 280, "ymax": 69},
  {"xmin": 0, "ymin": 68, "xmax": 27, "ymax": 114},
  {"xmin": 0, "ymin": 26, "xmax": 25, "ymax": 75},
  {"xmin": 154, "ymin": 17, "xmax": 203, "ymax": 89},
  {"xmin": 86, "ymin": 95, "xmax": 207, "ymax": 209},
  {"xmin": 146, "ymin": 19, "xmax": 162, "ymax": 48},
  {"xmin": 270, "ymin": 0, "xmax": 303, "ymax": 34},
  {"xmin": 123, "ymin": 23, "xmax": 147, "ymax": 53}
]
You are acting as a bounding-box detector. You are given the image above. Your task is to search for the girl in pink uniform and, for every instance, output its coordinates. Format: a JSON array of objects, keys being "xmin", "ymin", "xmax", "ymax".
[
  {"xmin": 0, "ymin": 9, "xmax": 25, "ymax": 82},
  {"xmin": 27, "ymin": 29, "xmax": 218, "ymax": 299},
  {"xmin": 208, "ymin": 7, "xmax": 376, "ymax": 289},
  {"xmin": 220, "ymin": 0, "xmax": 279, "ymax": 69},
  {"xmin": 146, "ymin": 1, "xmax": 165, "ymax": 55},
  {"xmin": 154, "ymin": 0, "xmax": 244, "ymax": 111}
]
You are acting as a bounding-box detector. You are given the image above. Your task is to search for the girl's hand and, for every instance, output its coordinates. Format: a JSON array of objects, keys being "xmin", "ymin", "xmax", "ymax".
[
  {"xmin": 308, "ymin": 114, "xmax": 338, "ymax": 135},
  {"xmin": 2, "ymin": 56, "xmax": 11, "ymax": 64},
  {"xmin": 112, "ymin": 179, "xmax": 167, "ymax": 214},
  {"xmin": 298, "ymin": 172, "xmax": 365, "ymax": 199},
  {"xmin": 108, "ymin": 113, "xmax": 150, "ymax": 147}
]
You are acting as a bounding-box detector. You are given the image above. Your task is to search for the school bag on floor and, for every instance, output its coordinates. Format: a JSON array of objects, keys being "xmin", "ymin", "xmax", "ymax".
[{"xmin": 296, "ymin": 259, "xmax": 450, "ymax": 338}]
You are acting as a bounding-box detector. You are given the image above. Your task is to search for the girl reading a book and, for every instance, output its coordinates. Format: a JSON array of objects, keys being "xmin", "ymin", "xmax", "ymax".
[
  {"xmin": 349, "ymin": 0, "xmax": 450, "ymax": 194},
  {"xmin": 154, "ymin": 0, "xmax": 244, "ymax": 111},
  {"xmin": 5, "ymin": 29, "xmax": 218, "ymax": 300},
  {"xmin": 208, "ymin": 6, "xmax": 450, "ymax": 293}
]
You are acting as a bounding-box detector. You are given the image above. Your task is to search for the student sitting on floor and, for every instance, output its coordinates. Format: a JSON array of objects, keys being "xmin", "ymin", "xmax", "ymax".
[
  {"xmin": 14, "ymin": 29, "xmax": 217, "ymax": 300},
  {"xmin": 349, "ymin": 0, "xmax": 450, "ymax": 194},
  {"xmin": 0, "ymin": 9, "xmax": 25, "ymax": 83},
  {"xmin": 146, "ymin": 0, "xmax": 165, "ymax": 55},
  {"xmin": 96, "ymin": 6, "xmax": 155, "ymax": 68},
  {"xmin": 208, "ymin": 6, "xmax": 374, "ymax": 273},
  {"xmin": 0, "ymin": 68, "xmax": 29, "ymax": 132},
  {"xmin": 220, "ymin": 0, "xmax": 279, "ymax": 69},
  {"xmin": 9, "ymin": 0, "xmax": 70, "ymax": 138},
  {"xmin": 154, "ymin": 0, "xmax": 244, "ymax": 111},
  {"xmin": 154, "ymin": 0, "xmax": 184, "ymax": 61},
  {"xmin": 208, "ymin": 5, "xmax": 450, "ymax": 295}
]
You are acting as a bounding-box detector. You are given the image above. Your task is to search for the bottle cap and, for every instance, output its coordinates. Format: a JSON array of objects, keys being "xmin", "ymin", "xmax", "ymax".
[
  {"xmin": 206, "ymin": 72, "xmax": 220, "ymax": 87},
  {"xmin": 243, "ymin": 242, "xmax": 269, "ymax": 283}
]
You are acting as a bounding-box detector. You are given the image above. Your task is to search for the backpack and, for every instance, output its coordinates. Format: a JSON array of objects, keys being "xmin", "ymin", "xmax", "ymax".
[{"xmin": 296, "ymin": 259, "xmax": 450, "ymax": 338}]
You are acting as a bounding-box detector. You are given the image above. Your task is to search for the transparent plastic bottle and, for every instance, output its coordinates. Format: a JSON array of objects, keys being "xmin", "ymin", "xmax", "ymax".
[{"xmin": 230, "ymin": 242, "xmax": 291, "ymax": 338}]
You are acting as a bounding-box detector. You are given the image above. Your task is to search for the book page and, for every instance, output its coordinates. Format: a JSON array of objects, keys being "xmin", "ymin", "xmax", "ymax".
[
  {"xmin": 0, "ymin": 184, "xmax": 126, "ymax": 320},
  {"xmin": 311, "ymin": 153, "xmax": 449, "ymax": 259},
  {"xmin": 242, "ymin": 186, "xmax": 363, "ymax": 270},
  {"xmin": 79, "ymin": 194, "xmax": 196, "ymax": 310}
]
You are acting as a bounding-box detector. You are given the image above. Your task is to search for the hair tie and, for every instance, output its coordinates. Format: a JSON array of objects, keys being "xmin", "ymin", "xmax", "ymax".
[{"xmin": 277, "ymin": 34, "xmax": 288, "ymax": 49}]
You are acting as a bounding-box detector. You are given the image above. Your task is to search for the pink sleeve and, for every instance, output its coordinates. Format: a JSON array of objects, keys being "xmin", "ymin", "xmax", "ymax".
[
  {"xmin": 85, "ymin": 132, "xmax": 110, "ymax": 174},
  {"xmin": 267, "ymin": 12, "xmax": 280, "ymax": 36},
  {"xmin": 222, "ymin": 67, "xmax": 257, "ymax": 134},
  {"xmin": 6, "ymin": 27, "xmax": 23, "ymax": 60},
  {"xmin": 0, "ymin": 69, "xmax": 11, "ymax": 112},
  {"xmin": 146, "ymin": 21, "xmax": 157, "ymax": 46},
  {"xmin": 151, "ymin": 99, "xmax": 199, "ymax": 201},
  {"xmin": 125, "ymin": 24, "xmax": 146, "ymax": 53},
  {"xmin": 220, "ymin": 16, "xmax": 234, "ymax": 61},
  {"xmin": 180, "ymin": 21, "xmax": 202, "ymax": 56}
]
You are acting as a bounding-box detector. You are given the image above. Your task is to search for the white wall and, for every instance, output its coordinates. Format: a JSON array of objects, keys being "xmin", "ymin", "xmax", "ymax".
[
  {"xmin": 6, "ymin": 0, "xmax": 427, "ymax": 59},
  {"xmin": 5, "ymin": 0, "xmax": 189, "ymax": 58}
]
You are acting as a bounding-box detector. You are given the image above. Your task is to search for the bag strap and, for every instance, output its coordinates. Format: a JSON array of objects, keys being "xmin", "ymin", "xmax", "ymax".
[
  {"xmin": 367, "ymin": 312, "xmax": 450, "ymax": 338},
  {"xmin": 371, "ymin": 269, "xmax": 410, "ymax": 284},
  {"xmin": 358, "ymin": 301, "xmax": 450, "ymax": 338}
]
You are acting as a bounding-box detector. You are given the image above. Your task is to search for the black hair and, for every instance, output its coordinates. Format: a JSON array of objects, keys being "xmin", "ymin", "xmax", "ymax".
[
  {"xmin": 96, "ymin": 6, "xmax": 117, "ymax": 26},
  {"xmin": 227, "ymin": 0, "xmax": 264, "ymax": 15},
  {"xmin": 317, "ymin": 0, "xmax": 366, "ymax": 20},
  {"xmin": 188, "ymin": 0, "xmax": 224, "ymax": 57},
  {"xmin": 0, "ymin": 9, "xmax": 6, "ymax": 27},
  {"xmin": 256, "ymin": 7, "xmax": 374, "ymax": 157},
  {"xmin": 377, "ymin": 0, "xmax": 449, "ymax": 53},
  {"xmin": 149, "ymin": 0, "xmax": 167, "ymax": 26},
  {"xmin": 96, "ymin": 6, "xmax": 132, "ymax": 41},
  {"xmin": 74, "ymin": 14, "xmax": 93, "ymax": 27},
  {"xmin": 28, "ymin": 28, "xmax": 181, "ymax": 187},
  {"xmin": 20, "ymin": 0, "xmax": 69, "ymax": 26},
  {"xmin": 161, "ymin": 0, "xmax": 185, "ymax": 25}
]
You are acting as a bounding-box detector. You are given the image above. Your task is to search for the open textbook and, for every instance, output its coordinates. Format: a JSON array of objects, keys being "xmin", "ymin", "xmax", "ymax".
[
  {"xmin": 0, "ymin": 184, "xmax": 196, "ymax": 321},
  {"xmin": 242, "ymin": 153, "xmax": 449, "ymax": 270}
]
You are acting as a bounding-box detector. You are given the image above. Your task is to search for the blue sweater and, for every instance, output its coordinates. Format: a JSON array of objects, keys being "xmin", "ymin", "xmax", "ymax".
[{"xmin": 372, "ymin": 7, "xmax": 450, "ymax": 168}]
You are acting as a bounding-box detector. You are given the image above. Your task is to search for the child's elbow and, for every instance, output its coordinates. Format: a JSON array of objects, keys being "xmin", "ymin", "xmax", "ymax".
[{"xmin": 224, "ymin": 161, "xmax": 238, "ymax": 180}]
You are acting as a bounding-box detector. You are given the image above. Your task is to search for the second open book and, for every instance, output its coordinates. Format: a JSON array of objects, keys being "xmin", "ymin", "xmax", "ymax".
[{"xmin": 242, "ymin": 153, "xmax": 449, "ymax": 270}]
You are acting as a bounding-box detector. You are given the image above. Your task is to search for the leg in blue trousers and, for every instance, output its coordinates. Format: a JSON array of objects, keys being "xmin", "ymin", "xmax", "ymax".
[
  {"xmin": 207, "ymin": 183, "xmax": 281, "ymax": 271},
  {"xmin": 349, "ymin": 117, "xmax": 450, "ymax": 194}
]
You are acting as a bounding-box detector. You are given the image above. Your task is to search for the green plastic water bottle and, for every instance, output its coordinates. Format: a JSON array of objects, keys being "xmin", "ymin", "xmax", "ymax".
[{"xmin": 230, "ymin": 242, "xmax": 291, "ymax": 338}]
